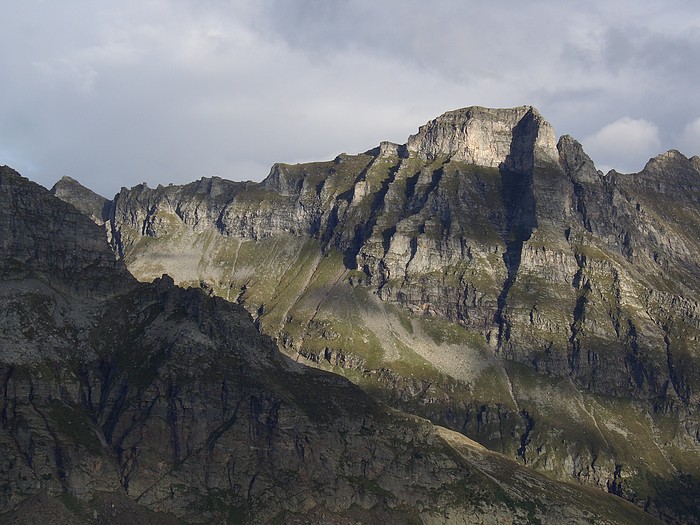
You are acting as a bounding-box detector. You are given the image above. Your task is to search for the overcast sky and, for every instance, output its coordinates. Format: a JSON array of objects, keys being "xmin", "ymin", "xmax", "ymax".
[{"xmin": 1, "ymin": 1, "xmax": 699, "ymax": 197}]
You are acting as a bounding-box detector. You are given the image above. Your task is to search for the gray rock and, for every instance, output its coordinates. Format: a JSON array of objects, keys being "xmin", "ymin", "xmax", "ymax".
[
  {"xmin": 50, "ymin": 106, "xmax": 700, "ymax": 523},
  {"xmin": 406, "ymin": 106, "xmax": 559, "ymax": 171},
  {"xmin": 0, "ymin": 164, "xmax": 662, "ymax": 525}
]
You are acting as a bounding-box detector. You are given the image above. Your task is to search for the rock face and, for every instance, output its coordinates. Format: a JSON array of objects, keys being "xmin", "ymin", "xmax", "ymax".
[
  {"xmin": 51, "ymin": 175, "xmax": 109, "ymax": 225},
  {"xmin": 406, "ymin": 106, "xmax": 559, "ymax": 171},
  {"xmin": 51, "ymin": 106, "xmax": 700, "ymax": 524},
  {"xmin": 0, "ymin": 167, "xmax": 131, "ymax": 299},
  {"xmin": 0, "ymin": 167, "xmax": 663, "ymax": 524}
]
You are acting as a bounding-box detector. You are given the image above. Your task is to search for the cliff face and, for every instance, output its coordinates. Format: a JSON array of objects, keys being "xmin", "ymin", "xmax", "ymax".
[
  {"xmin": 53, "ymin": 106, "xmax": 700, "ymax": 523},
  {"xmin": 406, "ymin": 106, "xmax": 559, "ymax": 171},
  {"xmin": 2, "ymin": 167, "xmax": 663, "ymax": 524},
  {"xmin": 1, "ymin": 167, "xmax": 130, "ymax": 298},
  {"xmin": 51, "ymin": 175, "xmax": 109, "ymax": 225}
]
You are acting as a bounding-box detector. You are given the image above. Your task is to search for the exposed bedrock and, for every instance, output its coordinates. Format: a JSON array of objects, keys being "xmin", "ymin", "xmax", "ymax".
[{"xmin": 51, "ymin": 106, "xmax": 700, "ymax": 523}]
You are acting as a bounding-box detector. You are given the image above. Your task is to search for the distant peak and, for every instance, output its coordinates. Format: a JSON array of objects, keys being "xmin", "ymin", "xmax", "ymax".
[
  {"xmin": 405, "ymin": 105, "xmax": 558, "ymax": 171},
  {"xmin": 642, "ymin": 149, "xmax": 694, "ymax": 173},
  {"xmin": 51, "ymin": 175, "xmax": 102, "ymax": 195},
  {"xmin": 51, "ymin": 174, "xmax": 108, "ymax": 224},
  {"xmin": 557, "ymin": 134, "xmax": 601, "ymax": 183},
  {"xmin": 652, "ymin": 149, "xmax": 687, "ymax": 162}
]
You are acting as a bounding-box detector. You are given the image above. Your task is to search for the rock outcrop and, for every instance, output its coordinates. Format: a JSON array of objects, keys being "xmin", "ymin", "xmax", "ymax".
[
  {"xmin": 51, "ymin": 106, "xmax": 700, "ymax": 524},
  {"xmin": 406, "ymin": 105, "xmax": 559, "ymax": 171},
  {"xmin": 51, "ymin": 175, "xmax": 109, "ymax": 225},
  {"xmin": 1, "ymin": 166, "xmax": 665, "ymax": 524},
  {"xmin": 0, "ymin": 167, "xmax": 132, "ymax": 299}
]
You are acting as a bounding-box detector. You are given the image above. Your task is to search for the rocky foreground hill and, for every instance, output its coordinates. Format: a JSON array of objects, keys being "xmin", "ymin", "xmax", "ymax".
[
  {"xmin": 1, "ymin": 164, "xmax": 665, "ymax": 522},
  {"xmin": 47, "ymin": 106, "xmax": 700, "ymax": 523}
]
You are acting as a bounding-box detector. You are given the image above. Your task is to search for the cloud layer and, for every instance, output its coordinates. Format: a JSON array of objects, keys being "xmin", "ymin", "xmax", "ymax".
[
  {"xmin": 584, "ymin": 117, "xmax": 662, "ymax": 173},
  {"xmin": 1, "ymin": 1, "xmax": 699, "ymax": 196}
]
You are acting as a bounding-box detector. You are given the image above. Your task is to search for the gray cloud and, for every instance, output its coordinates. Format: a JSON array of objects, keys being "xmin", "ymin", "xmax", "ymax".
[
  {"xmin": 1, "ymin": 1, "xmax": 698, "ymax": 197},
  {"xmin": 680, "ymin": 117, "xmax": 700, "ymax": 153},
  {"xmin": 583, "ymin": 117, "xmax": 662, "ymax": 173}
]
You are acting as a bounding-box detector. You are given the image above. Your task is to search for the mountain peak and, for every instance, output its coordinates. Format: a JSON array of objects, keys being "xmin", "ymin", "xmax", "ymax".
[
  {"xmin": 642, "ymin": 149, "xmax": 691, "ymax": 170},
  {"xmin": 51, "ymin": 174, "xmax": 109, "ymax": 224},
  {"xmin": 640, "ymin": 149, "xmax": 700, "ymax": 177},
  {"xmin": 405, "ymin": 105, "xmax": 558, "ymax": 171},
  {"xmin": 1, "ymin": 166, "xmax": 132, "ymax": 295},
  {"xmin": 637, "ymin": 149, "xmax": 700, "ymax": 193},
  {"xmin": 557, "ymin": 134, "xmax": 602, "ymax": 183}
]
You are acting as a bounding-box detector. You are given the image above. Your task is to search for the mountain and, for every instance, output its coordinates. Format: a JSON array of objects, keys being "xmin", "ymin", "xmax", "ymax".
[
  {"xmin": 2, "ymin": 165, "xmax": 665, "ymax": 523},
  {"xmin": 51, "ymin": 106, "xmax": 700, "ymax": 523}
]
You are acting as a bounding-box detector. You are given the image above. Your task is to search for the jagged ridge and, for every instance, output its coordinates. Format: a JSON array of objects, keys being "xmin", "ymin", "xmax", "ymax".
[
  {"xmin": 1, "ymin": 166, "xmax": 665, "ymax": 524},
  {"xmin": 51, "ymin": 106, "xmax": 700, "ymax": 523}
]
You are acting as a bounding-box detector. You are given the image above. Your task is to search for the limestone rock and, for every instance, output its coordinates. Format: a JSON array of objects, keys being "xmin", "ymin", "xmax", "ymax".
[
  {"xmin": 406, "ymin": 106, "xmax": 559, "ymax": 171},
  {"xmin": 50, "ymin": 106, "xmax": 700, "ymax": 523},
  {"xmin": 0, "ymin": 166, "xmax": 662, "ymax": 525}
]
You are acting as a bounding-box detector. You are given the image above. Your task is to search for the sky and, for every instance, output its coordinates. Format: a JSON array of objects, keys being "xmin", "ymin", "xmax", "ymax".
[{"xmin": 1, "ymin": 1, "xmax": 699, "ymax": 197}]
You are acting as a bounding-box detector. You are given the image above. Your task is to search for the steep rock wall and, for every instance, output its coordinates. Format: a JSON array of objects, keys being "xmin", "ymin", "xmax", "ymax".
[
  {"xmin": 0, "ymin": 166, "xmax": 664, "ymax": 525},
  {"xmin": 54, "ymin": 107, "xmax": 700, "ymax": 523}
]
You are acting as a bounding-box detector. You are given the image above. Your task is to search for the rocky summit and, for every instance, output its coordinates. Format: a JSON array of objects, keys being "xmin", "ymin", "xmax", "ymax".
[
  {"xmin": 406, "ymin": 106, "xmax": 559, "ymax": 171},
  {"xmin": 2, "ymin": 104, "xmax": 699, "ymax": 524}
]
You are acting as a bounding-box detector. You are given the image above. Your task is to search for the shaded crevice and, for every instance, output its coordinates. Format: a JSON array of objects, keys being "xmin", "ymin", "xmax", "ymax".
[
  {"xmin": 426, "ymin": 167, "xmax": 444, "ymax": 199},
  {"xmin": 475, "ymin": 405, "xmax": 488, "ymax": 438},
  {"xmin": 104, "ymin": 196, "xmax": 126, "ymax": 259},
  {"xmin": 402, "ymin": 236, "xmax": 418, "ymax": 282},
  {"xmin": 342, "ymin": 159, "xmax": 402, "ymax": 270},
  {"xmin": 569, "ymin": 294, "xmax": 587, "ymax": 374},
  {"xmin": 114, "ymin": 383, "xmax": 160, "ymax": 491},
  {"xmin": 493, "ymin": 169, "xmax": 536, "ymax": 349},
  {"xmin": 607, "ymin": 464, "xmax": 624, "ymax": 496},
  {"xmin": 494, "ymin": 239, "xmax": 524, "ymax": 348},
  {"xmin": 621, "ymin": 230, "xmax": 634, "ymax": 258},
  {"xmin": 77, "ymin": 367, "xmax": 94, "ymax": 414},
  {"xmin": 319, "ymin": 156, "xmax": 377, "ymax": 247},
  {"xmin": 314, "ymin": 178, "xmax": 325, "ymax": 197},
  {"xmin": 403, "ymin": 165, "xmax": 444, "ymax": 215},
  {"xmin": 381, "ymin": 226, "xmax": 397, "ymax": 256},
  {"xmin": 141, "ymin": 203, "xmax": 159, "ymax": 236},
  {"xmin": 247, "ymin": 473, "xmax": 258, "ymax": 505},
  {"xmin": 207, "ymin": 399, "xmax": 244, "ymax": 452},
  {"xmin": 1, "ymin": 367, "xmax": 15, "ymax": 430},
  {"xmin": 492, "ymin": 115, "xmax": 539, "ymax": 348},
  {"xmin": 96, "ymin": 358, "xmax": 119, "ymax": 419},
  {"xmin": 568, "ymin": 254, "xmax": 590, "ymax": 375},
  {"xmin": 496, "ymin": 405, "xmax": 508, "ymax": 453},
  {"xmin": 571, "ymin": 181, "xmax": 592, "ymax": 232},
  {"xmin": 610, "ymin": 275, "xmax": 623, "ymax": 339},
  {"xmin": 119, "ymin": 447, "xmax": 138, "ymax": 493},
  {"xmin": 516, "ymin": 411, "xmax": 535, "ymax": 463},
  {"xmin": 108, "ymin": 220, "xmax": 125, "ymax": 260},
  {"xmin": 102, "ymin": 378, "xmax": 130, "ymax": 445},
  {"xmin": 215, "ymin": 205, "xmax": 231, "ymax": 235},
  {"xmin": 321, "ymin": 206, "xmax": 340, "ymax": 246},
  {"xmin": 114, "ymin": 393, "xmax": 160, "ymax": 453},
  {"xmin": 405, "ymin": 172, "xmax": 420, "ymax": 203}
]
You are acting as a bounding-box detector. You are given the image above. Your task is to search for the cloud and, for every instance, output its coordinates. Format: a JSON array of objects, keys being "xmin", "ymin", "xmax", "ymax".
[
  {"xmin": 680, "ymin": 117, "xmax": 700, "ymax": 156},
  {"xmin": 0, "ymin": 1, "xmax": 698, "ymax": 195},
  {"xmin": 583, "ymin": 117, "xmax": 661, "ymax": 173}
]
